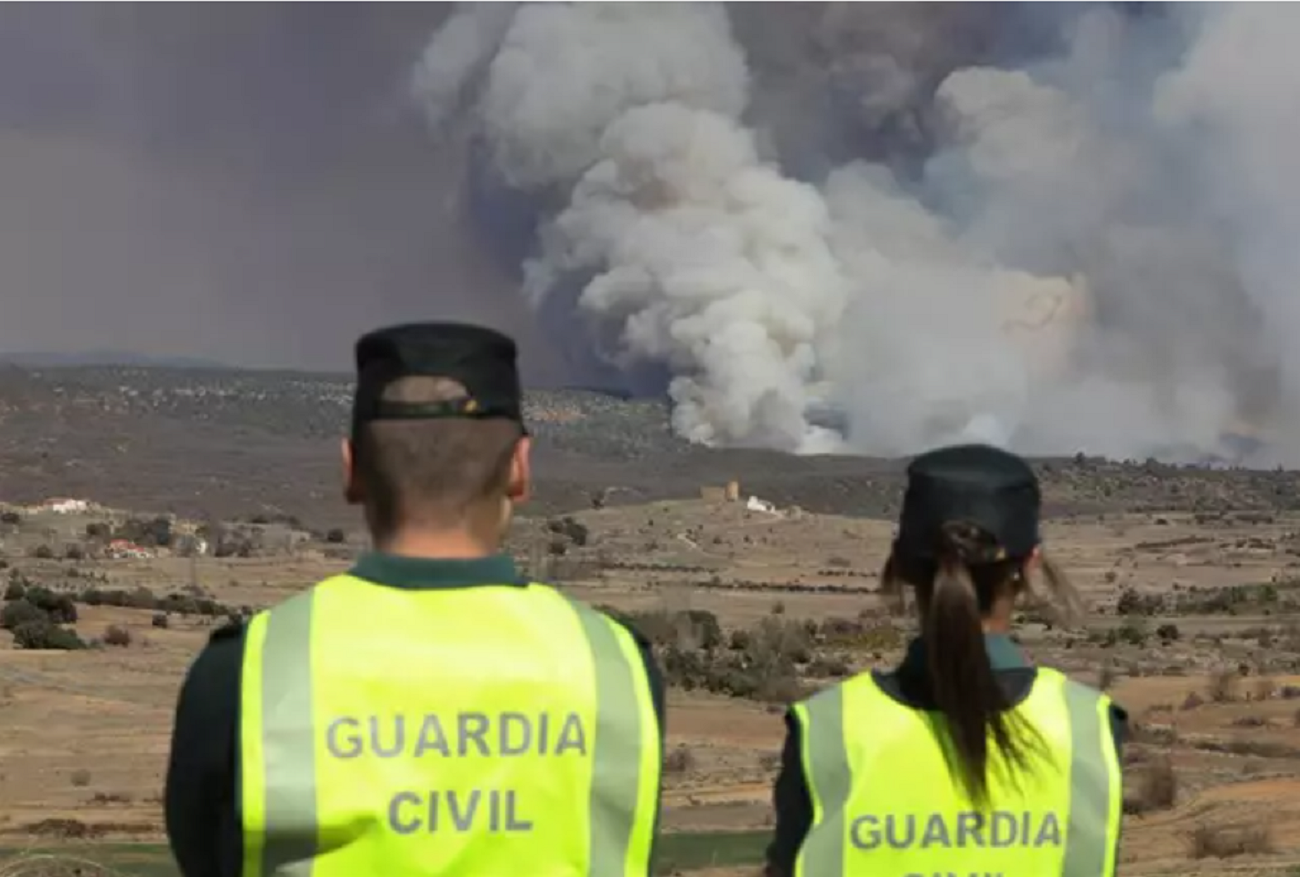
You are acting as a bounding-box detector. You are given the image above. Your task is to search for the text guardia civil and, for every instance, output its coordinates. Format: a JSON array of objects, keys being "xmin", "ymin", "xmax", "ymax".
[
  {"xmin": 320, "ymin": 711, "xmax": 1064, "ymax": 858},
  {"xmin": 323, "ymin": 711, "xmax": 589, "ymax": 834}
]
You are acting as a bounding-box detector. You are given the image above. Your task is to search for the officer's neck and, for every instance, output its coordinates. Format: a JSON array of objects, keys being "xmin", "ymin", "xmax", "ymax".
[
  {"xmin": 981, "ymin": 616, "xmax": 1012, "ymax": 635},
  {"xmin": 373, "ymin": 527, "xmax": 501, "ymax": 560},
  {"xmin": 981, "ymin": 595, "xmax": 1015, "ymax": 635}
]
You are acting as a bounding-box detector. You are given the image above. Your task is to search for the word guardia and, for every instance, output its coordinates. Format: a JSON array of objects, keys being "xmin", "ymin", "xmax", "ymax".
[
  {"xmin": 851, "ymin": 811, "xmax": 1063, "ymax": 850},
  {"xmin": 325, "ymin": 711, "xmax": 588, "ymax": 759}
]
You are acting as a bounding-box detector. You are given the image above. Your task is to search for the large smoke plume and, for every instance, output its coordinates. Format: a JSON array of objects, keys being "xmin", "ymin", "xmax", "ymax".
[{"xmin": 413, "ymin": 2, "xmax": 1300, "ymax": 463}]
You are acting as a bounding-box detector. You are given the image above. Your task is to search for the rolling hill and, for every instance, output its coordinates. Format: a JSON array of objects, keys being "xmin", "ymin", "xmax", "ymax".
[{"xmin": 0, "ymin": 364, "xmax": 1297, "ymax": 528}]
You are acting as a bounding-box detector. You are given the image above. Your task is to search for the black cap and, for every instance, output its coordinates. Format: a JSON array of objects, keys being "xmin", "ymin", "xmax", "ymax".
[
  {"xmin": 351, "ymin": 322, "xmax": 524, "ymax": 432},
  {"xmin": 895, "ymin": 443, "xmax": 1040, "ymax": 561}
]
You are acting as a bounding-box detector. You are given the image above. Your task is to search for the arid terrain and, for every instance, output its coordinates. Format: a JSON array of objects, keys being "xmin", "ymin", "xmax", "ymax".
[
  {"xmin": 5, "ymin": 366, "xmax": 1300, "ymax": 874},
  {"xmin": 5, "ymin": 497, "xmax": 1300, "ymax": 874}
]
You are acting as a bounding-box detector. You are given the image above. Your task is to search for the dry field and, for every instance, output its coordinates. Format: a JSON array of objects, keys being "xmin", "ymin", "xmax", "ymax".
[{"xmin": 5, "ymin": 499, "xmax": 1300, "ymax": 874}]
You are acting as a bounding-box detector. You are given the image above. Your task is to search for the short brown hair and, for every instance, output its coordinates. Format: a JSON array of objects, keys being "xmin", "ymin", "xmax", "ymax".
[{"xmin": 352, "ymin": 377, "xmax": 523, "ymax": 532}]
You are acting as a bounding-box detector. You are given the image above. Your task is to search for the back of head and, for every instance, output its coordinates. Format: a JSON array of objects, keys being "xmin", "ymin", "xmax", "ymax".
[
  {"xmin": 884, "ymin": 444, "xmax": 1078, "ymax": 805},
  {"xmin": 348, "ymin": 323, "xmax": 528, "ymax": 537}
]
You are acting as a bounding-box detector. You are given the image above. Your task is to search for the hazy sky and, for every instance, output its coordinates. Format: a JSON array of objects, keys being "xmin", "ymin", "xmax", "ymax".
[{"xmin": 0, "ymin": 3, "xmax": 567, "ymax": 379}]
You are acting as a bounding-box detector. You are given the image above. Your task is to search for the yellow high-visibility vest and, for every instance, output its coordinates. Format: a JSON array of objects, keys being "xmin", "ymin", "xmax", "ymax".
[
  {"xmin": 238, "ymin": 574, "xmax": 661, "ymax": 876},
  {"xmin": 792, "ymin": 668, "xmax": 1122, "ymax": 877}
]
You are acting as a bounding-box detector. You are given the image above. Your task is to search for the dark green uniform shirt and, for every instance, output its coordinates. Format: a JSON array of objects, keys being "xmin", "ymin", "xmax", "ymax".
[
  {"xmin": 163, "ymin": 554, "xmax": 665, "ymax": 877},
  {"xmin": 764, "ymin": 634, "xmax": 1128, "ymax": 876}
]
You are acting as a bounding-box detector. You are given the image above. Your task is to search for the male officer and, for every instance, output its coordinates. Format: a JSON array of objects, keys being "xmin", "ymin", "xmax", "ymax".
[{"xmin": 165, "ymin": 322, "xmax": 664, "ymax": 876}]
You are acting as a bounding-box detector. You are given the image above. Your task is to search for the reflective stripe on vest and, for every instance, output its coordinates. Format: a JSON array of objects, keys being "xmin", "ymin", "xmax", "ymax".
[
  {"xmin": 239, "ymin": 576, "xmax": 661, "ymax": 877},
  {"xmin": 792, "ymin": 668, "xmax": 1121, "ymax": 877}
]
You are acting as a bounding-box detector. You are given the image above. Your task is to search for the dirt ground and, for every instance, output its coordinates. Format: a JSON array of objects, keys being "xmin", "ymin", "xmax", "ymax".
[{"xmin": 6, "ymin": 499, "xmax": 1300, "ymax": 873}]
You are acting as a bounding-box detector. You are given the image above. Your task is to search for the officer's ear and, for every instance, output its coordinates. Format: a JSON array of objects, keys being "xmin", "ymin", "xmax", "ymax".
[
  {"xmin": 341, "ymin": 437, "xmax": 364, "ymax": 505},
  {"xmin": 505, "ymin": 434, "xmax": 532, "ymax": 504}
]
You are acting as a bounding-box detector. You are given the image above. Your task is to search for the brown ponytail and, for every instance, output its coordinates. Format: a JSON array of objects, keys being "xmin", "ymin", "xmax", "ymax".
[{"xmin": 893, "ymin": 521, "xmax": 1049, "ymax": 806}]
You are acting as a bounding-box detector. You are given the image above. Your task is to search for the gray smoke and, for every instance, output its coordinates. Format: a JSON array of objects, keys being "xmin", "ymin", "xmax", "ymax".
[
  {"xmin": 0, "ymin": 5, "xmax": 578, "ymax": 379},
  {"xmin": 415, "ymin": 2, "xmax": 1300, "ymax": 463}
]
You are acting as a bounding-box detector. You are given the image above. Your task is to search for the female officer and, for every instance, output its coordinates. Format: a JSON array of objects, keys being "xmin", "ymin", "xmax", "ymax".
[{"xmin": 765, "ymin": 443, "xmax": 1126, "ymax": 877}]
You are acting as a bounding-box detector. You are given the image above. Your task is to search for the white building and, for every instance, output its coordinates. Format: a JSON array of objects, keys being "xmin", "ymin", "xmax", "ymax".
[{"xmin": 45, "ymin": 498, "xmax": 90, "ymax": 514}]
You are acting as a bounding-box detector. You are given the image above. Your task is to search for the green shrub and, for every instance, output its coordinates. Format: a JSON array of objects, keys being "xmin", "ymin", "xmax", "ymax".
[
  {"xmin": 12, "ymin": 618, "xmax": 85, "ymax": 650},
  {"xmin": 158, "ymin": 593, "xmax": 199, "ymax": 615},
  {"xmin": 125, "ymin": 586, "xmax": 158, "ymax": 610},
  {"xmin": 601, "ymin": 607, "xmax": 722, "ymax": 651},
  {"xmin": 547, "ymin": 516, "xmax": 589, "ymax": 546},
  {"xmin": 1188, "ymin": 823, "xmax": 1272, "ymax": 859},
  {"xmin": 658, "ymin": 616, "xmax": 813, "ymax": 704},
  {"xmin": 23, "ymin": 587, "xmax": 78, "ymax": 623},
  {"xmin": 1116, "ymin": 587, "xmax": 1163, "ymax": 616},
  {"xmin": 0, "ymin": 598, "xmax": 46, "ymax": 630},
  {"xmin": 74, "ymin": 584, "xmax": 233, "ymax": 619},
  {"xmin": 114, "ymin": 516, "xmax": 173, "ymax": 548},
  {"xmin": 103, "ymin": 625, "xmax": 132, "ymax": 647}
]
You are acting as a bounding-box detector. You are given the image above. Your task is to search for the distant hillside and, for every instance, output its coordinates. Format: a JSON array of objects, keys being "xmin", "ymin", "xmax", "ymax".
[
  {"xmin": 0, "ymin": 350, "xmax": 232, "ymax": 370},
  {"xmin": 0, "ymin": 363, "xmax": 1297, "ymax": 528}
]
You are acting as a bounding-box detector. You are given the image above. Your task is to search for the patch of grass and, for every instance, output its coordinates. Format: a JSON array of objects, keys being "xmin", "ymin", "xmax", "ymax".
[
  {"xmin": 0, "ymin": 831, "xmax": 773, "ymax": 876},
  {"xmin": 655, "ymin": 830, "xmax": 770, "ymax": 873}
]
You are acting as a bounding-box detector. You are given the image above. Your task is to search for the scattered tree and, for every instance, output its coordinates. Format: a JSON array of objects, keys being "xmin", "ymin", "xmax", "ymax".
[{"xmin": 1, "ymin": 599, "xmax": 45, "ymax": 630}]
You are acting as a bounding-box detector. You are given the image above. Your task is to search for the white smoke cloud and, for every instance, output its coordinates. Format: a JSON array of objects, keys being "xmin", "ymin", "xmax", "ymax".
[
  {"xmin": 818, "ymin": 159, "xmax": 1089, "ymax": 454},
  {"xmin": 527, "ymin": 103, "xmax": 847, "ymax": 452},
  {"xmin": 1153, "ymin": 4, "xmax": 1300, "ymax": 443},
  {"xmin": 414, "ymin": 2, "xmax": 1300, "ymax": 463},
  {"xmin": 410, "ymin": 3, "xmax": 517, "ymax": 136},
  {"xmin": 422, "ymin": 2, "xmax": 846, "ymax": 453},
  {"xmin": 911, "ymin": 3, "xmax": 1298, "ymax": 462},
  {"xmin": 477, "ymin": 3, "xmax": 748, "ymax": 189}
]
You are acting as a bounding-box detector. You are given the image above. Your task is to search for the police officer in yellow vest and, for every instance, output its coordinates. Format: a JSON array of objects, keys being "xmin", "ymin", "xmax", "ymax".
[
  {"xmin": 765, "ymin": 444, "xmax": 1126, "ymax": 877},
  {"xmin": 165, "ymin": 322, "xmax": 664, "ymax": 877}
]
